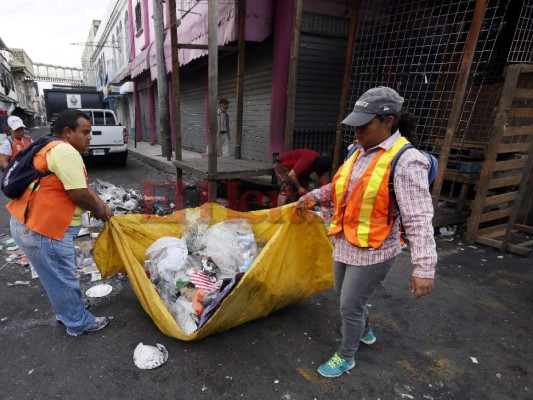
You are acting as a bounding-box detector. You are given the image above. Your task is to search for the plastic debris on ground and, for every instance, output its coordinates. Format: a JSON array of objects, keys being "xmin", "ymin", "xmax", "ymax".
[
  {"xmin": 7, "ymin": 281, "xmax": 31, "ymax": 286},
  {"xmin": 133, "ymin": 342, "xmax": 168, "ymax": 370},
  {"xmin": 144, "ymin": 218, "xmax": 264, "ymax": 335},
  {"xmin": 90, "ymin": 179, "xmax": 144, "ymax": 215},
  {"xmin": 86, "ymin": 283, "xmax": 113, "ymax": 298},
  {"xmin": 439, "ymin": 226, "xmax": 456, "ymax": 236}
]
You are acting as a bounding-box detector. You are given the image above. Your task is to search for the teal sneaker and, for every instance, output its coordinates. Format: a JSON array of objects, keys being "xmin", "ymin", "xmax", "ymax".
[
  {"xmin": 317, "ymin": 353, "xmax": 355, "ymax": 378},
  {"xmin": 360, "ymin": 330, "xmax": 376, "ymax": 345},
  {"xmin": 339, "ymin": 326, "xmax": 377, "ymax": 345}
]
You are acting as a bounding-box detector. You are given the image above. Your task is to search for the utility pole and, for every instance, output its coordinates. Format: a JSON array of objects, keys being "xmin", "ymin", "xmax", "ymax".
[
  {"xmin": 207, "ymin": 0, "xmax": 218, "ymax": 201},
  {"xmin": 153, "ymin": 0, "xmax": 172, "ymax": 160}
]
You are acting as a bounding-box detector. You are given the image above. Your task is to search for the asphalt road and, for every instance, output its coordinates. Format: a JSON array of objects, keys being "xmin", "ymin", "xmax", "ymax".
[{"xmin": 0, "ymin": 127, "xmax": 531, "ymax": 399}]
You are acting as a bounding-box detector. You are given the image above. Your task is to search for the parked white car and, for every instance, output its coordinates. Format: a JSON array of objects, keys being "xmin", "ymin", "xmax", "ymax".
[{"xmin": 80, "ymin": 109, "xmax": 129, "ymax": 166}]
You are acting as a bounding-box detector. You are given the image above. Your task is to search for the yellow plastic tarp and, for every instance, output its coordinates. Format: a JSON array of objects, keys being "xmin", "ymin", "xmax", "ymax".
[{"xmin": 93, "ymin": 203, "xmax": 333, "ymax": 341}]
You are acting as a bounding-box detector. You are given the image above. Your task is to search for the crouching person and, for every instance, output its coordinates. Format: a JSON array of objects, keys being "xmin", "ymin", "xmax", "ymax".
[{"xmin": 6, "ymin": 109, "xmax": 114, "ymax": 336}]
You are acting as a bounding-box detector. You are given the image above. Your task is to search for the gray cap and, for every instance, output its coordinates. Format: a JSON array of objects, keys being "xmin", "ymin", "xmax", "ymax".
[{"xmin": 342, "ymin": 86, "xmax": 404, "ymax": 127}]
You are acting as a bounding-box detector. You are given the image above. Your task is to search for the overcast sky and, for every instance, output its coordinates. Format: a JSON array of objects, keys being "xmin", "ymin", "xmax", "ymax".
[{"xmin": 0, "ymin": 0, "xmax": 110, "ymax": 68}]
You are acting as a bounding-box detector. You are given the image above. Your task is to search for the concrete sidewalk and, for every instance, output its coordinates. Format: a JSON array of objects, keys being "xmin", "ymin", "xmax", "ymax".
[{"xmin": 128, "ymin": 140, "xmax": 202, "ymax": 175}]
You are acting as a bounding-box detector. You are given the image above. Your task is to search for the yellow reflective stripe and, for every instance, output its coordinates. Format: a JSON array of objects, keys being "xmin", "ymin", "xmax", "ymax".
[
  {"xmin": 357, "ymin": 137, "xmax": 409, "ymax": 246},
  {"xmin": 330, "ymin": 150, "xmax": 359, "ymax": 229},
  {"xmin": 28, "ymin": 181, "xmax": 39, "ymax": 190}
]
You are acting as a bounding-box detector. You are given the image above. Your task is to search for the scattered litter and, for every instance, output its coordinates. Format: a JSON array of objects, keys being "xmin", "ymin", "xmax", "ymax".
[
  {"xmin": 439, "ymin": 226, "xmax": 456, "ymax": 236},
  {"xmin": 30, "ymin": 264, "xmax": 38, "ymax": 279},
  {"xmin": 470, "ymin": 357, "xmax": 479, "ymax": 364},
  {"xmin": 496, "ymin": 373, "xmax": 501, "ymax": 379},
  {"xmin": 28, "ymin": 369, "xmax": 34, "ymax": 375},
  {"xmin": 1, "ymin": 317, "xmax": 8, "ymax": 322},
  {"xmin": 16, "ymin": 257, "xmax": 30, "ymax": 266},
  {"xmin": 90, "ymin": 232, "xmax": 99, "ymax": 239},
  {"xmin": 133, "ymin": 342, "xmax": 168, "ymax": 370},
  {"xmin": 481, "ymin": 259, "xmax": 487, "ymax": 262},
  {"xmin": 274, "ymin": 380, "xmax": 280, "ymax": 384},
  {"xmin": 3, "ymin": 238, "xmax": 16, "ymax": 247},
  {"xmin": 90, "ymin": 272, "xmax": 102, "ymax": 282},
  {"xmin": 441, "ymin": 236, "xmax": 454, "ymax": 242},
  {"xmin": 400, "ymin": 394, "xmax": 414, "ymax": 399},
  {"xmin": 86, "ymin": 284, "xmax": 113, "ymax": 298},
  {"xmin": 497, "ymin": 256, "xmax": 504, "ymax": 259},
  {"xmin": 6, "ymin": 246, "xmax": 19, "ymax": 251},
  {"xmin": 77, "ymin": 228, "xmax": 91, "ymax": 237},
  {"xmin": 7, "ymin": 281, "xmax": 30, "ymax": 286}
]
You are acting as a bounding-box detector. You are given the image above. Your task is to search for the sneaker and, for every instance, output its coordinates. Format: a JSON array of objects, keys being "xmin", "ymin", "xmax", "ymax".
[
  {"xmin": 317, "ymin": 353, "xmax": 355, "ymax": 378},
  {"xmin": 360, "ymin": 330, "xmax": 376, "ymax": 345},
  {"xmin": 86, "ymin": 316, "xmax": 109, "ymax": 333},
  {"xmin": 339, "ymin": 326, "xmax": 377, "ymax": 345},
  {"xmin": 66, "ymin": 317, "xmax": 109, "ymax": 336}
]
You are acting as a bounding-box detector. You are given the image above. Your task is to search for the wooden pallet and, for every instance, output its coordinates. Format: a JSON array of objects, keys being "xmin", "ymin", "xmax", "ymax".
[{"xmin": 466, "ymin": 64, "xmax": 533, "ymax": 256}]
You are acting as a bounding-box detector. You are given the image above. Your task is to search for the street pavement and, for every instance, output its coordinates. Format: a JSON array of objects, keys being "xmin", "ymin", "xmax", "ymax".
[{"xmin": 0, "ymin": 127, "xmax": 531, "ymax": 399}]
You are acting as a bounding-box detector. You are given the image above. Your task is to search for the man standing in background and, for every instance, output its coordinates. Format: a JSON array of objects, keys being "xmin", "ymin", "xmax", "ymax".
[
  {"xmin": 0, "ymin": 116, "xmax": 33, "ymax": 170},
  {"xmin": 217, "ymin": 99, "xmax": 231, "ymax": 157}
]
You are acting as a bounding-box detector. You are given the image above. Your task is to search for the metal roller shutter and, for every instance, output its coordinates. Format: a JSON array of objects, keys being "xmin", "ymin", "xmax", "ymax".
[
  {"xmin": 180, "ymin": 69, "xmax": 207, "ymax": 153},
  {"xmin": 294, "ymin": 33, "xmax": 347, "ymax": 155},
  {"xmin": 138, "ymin": 88, "xmax": 150, "ymax": 142},
  {"xmin": 219, "ymin": 39, "xmax": 273, "ymax": 161}
]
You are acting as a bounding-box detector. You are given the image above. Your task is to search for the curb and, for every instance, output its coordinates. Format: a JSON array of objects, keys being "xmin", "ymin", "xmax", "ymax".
[{"xmin": 128, "ymin": 147, "xmax": 176, "ymax": 175}]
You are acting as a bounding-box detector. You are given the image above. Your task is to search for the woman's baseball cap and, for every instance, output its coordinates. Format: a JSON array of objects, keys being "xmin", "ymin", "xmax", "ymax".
[{"xmin": 342, "ymin": 86, "xmax": 404, "ymax": 127}]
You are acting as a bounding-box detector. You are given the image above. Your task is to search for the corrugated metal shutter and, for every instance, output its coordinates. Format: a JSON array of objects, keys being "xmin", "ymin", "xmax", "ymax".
[
  {"xmin": 180, "ymin": 70, "xmax": 206, "ymax": 153},
  {"xmin": 180, "ymin": 38, "xmax": 273, "ymax": 160},
  {"xmin": 138, "ymin": 88, "xmax": 150, "ymax": 142},
  {"xmin": 219, "ymin": 39, "xmax": 273, "ymax": 161},
  {"xmin": 293, "ymin": 33, "xmax": 347, "ymax": 155}
]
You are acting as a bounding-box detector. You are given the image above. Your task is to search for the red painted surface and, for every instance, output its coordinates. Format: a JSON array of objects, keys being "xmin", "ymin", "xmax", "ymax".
[
  {"xmin": 268, "ymin": 0, "xmax": 294, "ymax": 161},
  {"xmin": 133, "ymin": 81, "xmax": 142, "ymax": 141},
  {"xmin": 147, "ymin": 77, "xmax": 157, "ymax": 144}
]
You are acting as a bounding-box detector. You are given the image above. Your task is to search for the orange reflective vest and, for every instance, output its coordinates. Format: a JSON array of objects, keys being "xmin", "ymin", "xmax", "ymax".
[
  {"xmin": 8, "ymin": 134, "xmax": 32, "ymax": 161},
  {"xmin": 7, "ymin": 141, "xmax": 85, "ymax": 240},
  {"xmin": 328, "ymin": 136, "xmax": 410, "ymax": 249}
]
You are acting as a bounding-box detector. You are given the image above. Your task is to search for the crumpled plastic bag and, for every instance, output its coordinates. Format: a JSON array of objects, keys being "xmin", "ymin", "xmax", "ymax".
[
  {"xmin": 204, "ymin": 219, "xmax": 257, "ymax": 276},
  {"xmin": 133, "ymin": 342, "xmax": 168, "ymax": 370},
  {"xmin": 145, "ymin": 237, "xmax": 188, "ymax": 283},
  {"xmin": 179, "ymin": 208, "xmax": 210, "ymax": 253}
]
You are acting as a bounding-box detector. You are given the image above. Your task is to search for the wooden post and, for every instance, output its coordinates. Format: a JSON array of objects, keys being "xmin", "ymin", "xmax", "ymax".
[
  {"xmin": 207, "ymin": 0, "xmax": 218, "ymax": 201},
  {"xmin": 153, "ymin": 0, "xmax": 171, "ymax": 159},
  {"xmin": 332, "ymin": 0, "xmax": 360, "ymax": 172},
  {"xmin": 169, "ymin": 0, "xmax": 183, "ymax": 197},
  {"xmin": 235, "ymin": 0, "xmax": 246, "ymax": 159},
  {"xmin": 465, "ymin": 64, "xmax": 522, "ymax": 243},
  {"xmin": 431, "ymin": 0, "xmax": 488, "ymax": 205},
  {"xmin": 284, "ymin": 0, "xmax": 303, "ymax": 152}
]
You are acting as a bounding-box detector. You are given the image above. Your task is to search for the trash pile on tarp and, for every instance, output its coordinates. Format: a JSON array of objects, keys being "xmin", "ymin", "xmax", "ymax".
[
  {"xmin": 144, "ymin": 218, "xmax": 263, "ymax": 334},
  {"xmin": 94, "ymin": 203, "xmax": 334, "ymax": 340}
]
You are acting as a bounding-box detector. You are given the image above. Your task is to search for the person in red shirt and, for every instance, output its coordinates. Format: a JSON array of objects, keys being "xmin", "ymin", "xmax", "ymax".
[
  {"xmin": 274, "ymin": 149, "xmax": 331, "ymax": 206},
  {"xmin": 0, "ymin": 116, "xmax": 33, "ymax": 170}
]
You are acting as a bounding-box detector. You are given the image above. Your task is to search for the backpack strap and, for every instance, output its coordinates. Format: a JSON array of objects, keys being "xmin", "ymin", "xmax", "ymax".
[{"xmin": 388, "ymin": 143, "xmax": 413, "ymax": 221}]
